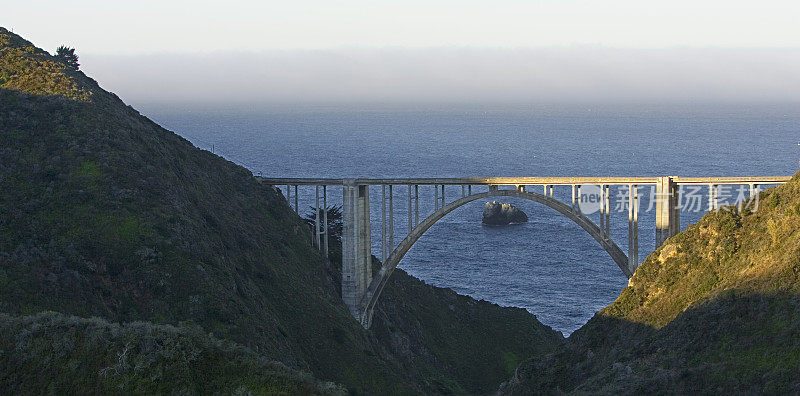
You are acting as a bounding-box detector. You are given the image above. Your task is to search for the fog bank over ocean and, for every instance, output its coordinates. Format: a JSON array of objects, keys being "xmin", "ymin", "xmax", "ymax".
[{"xmin": 81, "ymin": 47, "xmax": 800, "ymax": 106}]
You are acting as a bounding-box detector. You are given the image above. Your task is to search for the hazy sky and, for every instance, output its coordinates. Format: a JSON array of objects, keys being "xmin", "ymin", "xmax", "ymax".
[
  {"xmin": 79, "ymin": 48, "xmax": 800, "ymax": 106},
  {"xmin": 4, "ymin": 1, "xmax": 800, "ymax": 104},
  {"xmin": 6, "ymin": 0, "xmax": 800, "ymax": 51}
]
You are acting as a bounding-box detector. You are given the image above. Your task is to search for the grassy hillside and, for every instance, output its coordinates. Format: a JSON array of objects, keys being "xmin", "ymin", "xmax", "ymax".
[
  {"xmin": 374, "ymin": 268, "xmax": 562, "ymax": 394},
  {"xmin": 500, "ymin": 176, "xmax": 800, "ymax": 394},
  {"xmin": 0, "ymin": 312, "xmax": 343, "ymax": 394},
  {"xmin": 0, "ymin": 27, "xmax": 560, "ymax": 393}
]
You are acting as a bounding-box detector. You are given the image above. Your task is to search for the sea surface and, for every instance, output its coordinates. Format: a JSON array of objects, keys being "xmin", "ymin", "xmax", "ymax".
[{"xmin": 140, "ymin": 102, "xmax": 800, "ymax": 335}]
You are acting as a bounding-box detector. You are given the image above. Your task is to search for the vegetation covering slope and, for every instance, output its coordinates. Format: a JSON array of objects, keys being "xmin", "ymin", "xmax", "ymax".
[
  {"xmin": 0, "ymin": 27, "xmax": 561, "ymax": 393},
  {"xmin": 0, "ymin": 312, "xmax": 343, "ymax": 394},
  {"xmin": 373, "ymin": 268, "xmax": 562, "ymax": 393},
  {"xmin": 500, "ymin": 176, "xmax": 800, "ymax": 394}
]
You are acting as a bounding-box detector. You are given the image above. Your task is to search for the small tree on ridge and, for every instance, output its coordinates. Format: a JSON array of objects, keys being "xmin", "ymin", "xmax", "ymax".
[{"xmin": 55, "ymin": 46, "xmax": 79, "ymax": 71}]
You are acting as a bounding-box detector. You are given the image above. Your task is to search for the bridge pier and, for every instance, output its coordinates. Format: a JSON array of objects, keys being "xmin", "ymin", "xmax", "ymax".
[
  {"xmin": 709, "ymin": 184, "xmax": 718, "ymax": 211},
  {"xmin": 381, "ymin": 185, "xmax": 386, "ymax": 262},
  {"xmin": 655, "ymin": 176, "xmax": 680, "ymax": 247},
  {"xmin": 342, "ymin": 181, "xmax": 372, "ymax": 323},
  {"xmin": 600, "ymin": 185, "xmax": 606, "ymax": 237},
  {"xmin": 628, "ymin": 184, "xmax": 639, "ymax": 274},
  {"xmin": 408, "ymin": 185, "xmax": 413, "ymax": 235},
  {"xmin": 323, "ymin": 186, "xmax": 328, "ymax": 258},
  {"xmin": 414, "ymin": 185, "xmax": 419, "ymax": 227},
  {"xmin": 604, "ymin": 185, "xmax": 611, "ymax": 237},
  {"xmin": 389, "ymin": 185, "xmax": 394, "ymax": 250},
  {"xmin": 315, "ymin": 186, "xmax": 321, "ymax": 248}
]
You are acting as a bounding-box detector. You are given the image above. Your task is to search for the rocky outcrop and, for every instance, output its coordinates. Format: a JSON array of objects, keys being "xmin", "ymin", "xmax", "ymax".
[{"xmin": 482, "ymin": 201, "xmax": 528, "ymax": 225}]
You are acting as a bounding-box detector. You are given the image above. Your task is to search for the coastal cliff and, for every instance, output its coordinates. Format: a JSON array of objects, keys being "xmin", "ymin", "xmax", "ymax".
[
  {"xmin": 500, "ymin": 175, "xmax": 800, "ymax": 394},
  {"xmin": 0, "ymin": 27, "xmax": 561, "ymax": 394}
]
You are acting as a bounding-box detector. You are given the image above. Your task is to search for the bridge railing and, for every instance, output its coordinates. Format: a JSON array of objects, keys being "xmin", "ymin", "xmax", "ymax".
[
  {"xmin": 257, "ymin": 176, "xmax": 791, "ymax": 256},
  {"xmin": 257, "ymin": 176, "xmax": 791, "ymax": 185}
]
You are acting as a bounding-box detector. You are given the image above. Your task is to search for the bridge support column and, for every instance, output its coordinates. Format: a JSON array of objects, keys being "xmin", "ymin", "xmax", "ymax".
[
  {"xmin": 315, "ymin": 186, "xmax": 321, "ymax": 248},
  {"xmin": 342, "ymin": 181, "xmax": 371, "ymax": 324},
  {"xmin": 414, "ymin": 185, "xmax": 419, "ymax": 227},
  {"xmin": 655, "ymin": 176, "xmax": 680, "ymax": 247},
  {"xmin": 323, "ymin": 186, "xmax": 328, "ymax": 258},
  {"xmin": 709, "ymin": 184, "xmax": 718, "ymax": 211},
  {"xmin": 628, "ymin": 184, "xmax": 639, "ymax": 274},
  {"xmin": 381, "ymin": 185, "xmax": 386, "ymax": 262},
  {"xmin": 604, "ymin": 185, "xmax": 611, "ymax": 237},
  {"xmin": 389, "ymin": 185, "xmax": 394, "ymax": 250},
  {"xmin": 435, "ymin": 185, "xmax": 439, "ymax": 210},
  {"xmin": 408, "ymin": 185, "xmax": 413, "ymax": 235},
  {"xmin": 599, "ymin": 185, "xmax": 605, "ymax": 236},
  {"xmin": 571, "ymin": 185, "xmax": 576, "ymax": 210}
]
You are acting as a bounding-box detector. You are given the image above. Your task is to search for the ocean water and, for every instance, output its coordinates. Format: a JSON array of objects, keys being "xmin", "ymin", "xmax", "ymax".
[{"xmin": 141, "ymin": 103, "xmax": 800, "ymax": 335}]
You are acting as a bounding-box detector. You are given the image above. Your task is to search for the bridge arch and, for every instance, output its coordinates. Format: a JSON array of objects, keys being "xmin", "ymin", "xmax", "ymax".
[{"xmin": 357, "ymin": 189, "xmax": 631, "ymax": 327}]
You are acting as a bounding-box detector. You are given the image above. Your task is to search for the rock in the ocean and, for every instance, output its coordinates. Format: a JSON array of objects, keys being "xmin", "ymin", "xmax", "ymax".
[{"xmin": 482, "ymin": 201, "xmax": 528, "ymax": 225}]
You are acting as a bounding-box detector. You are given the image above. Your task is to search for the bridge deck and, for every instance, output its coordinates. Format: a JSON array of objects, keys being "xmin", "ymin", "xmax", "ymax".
[{"xmin": 257, "ymin": 176, "xmax": 792, "ymax": 186}]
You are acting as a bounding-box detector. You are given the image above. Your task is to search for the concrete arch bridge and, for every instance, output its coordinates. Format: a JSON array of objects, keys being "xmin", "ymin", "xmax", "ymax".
[{"xmin": 258, "ymin": 176, "xmax": 790, "ymax": 328}]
